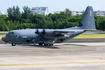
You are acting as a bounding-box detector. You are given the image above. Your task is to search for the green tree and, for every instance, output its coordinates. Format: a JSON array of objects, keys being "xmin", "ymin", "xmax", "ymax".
[
  {"xmin": 65, "ymin": 9, "xmax": 72, "ymax": 17},
  {"xmin": 22, "ymin": 6, "xmax": 32, "ymax": 19},
  {"xmin": 7, "ymin": 7, "xmax": 12, "ymax": 20},
  {"xmin": 0, "ymin": 18, "xmax": 9, "ymax": 31},
  {"xmin": 7, "ymin": 6, "xmax": 20, "ymax": 21}
]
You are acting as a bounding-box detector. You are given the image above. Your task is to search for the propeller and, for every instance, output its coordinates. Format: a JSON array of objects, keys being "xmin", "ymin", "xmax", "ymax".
[
  {"xmin": 34, "ymin": 29, "xmax": 46, "ymax": 43},
  {"xmin": 35, "ymin": 29, "xmax": 39, "ymax": 34},
  {"xmin": 35, "ymin": 29, "xmax": 46, "ymax": 38},
  {"xmin": 35, "ymin": 29, "xmax": 46, "ymax": 35},
  {"xmin": 41, "ymin": 29, "xmax": 46, "ymax": 35}
]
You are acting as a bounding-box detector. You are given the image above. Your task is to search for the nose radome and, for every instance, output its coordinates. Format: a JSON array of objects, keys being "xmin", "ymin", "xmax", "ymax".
[{"xmin": 2, "ymin": 37, "xmax": 5, "ymax": 41}]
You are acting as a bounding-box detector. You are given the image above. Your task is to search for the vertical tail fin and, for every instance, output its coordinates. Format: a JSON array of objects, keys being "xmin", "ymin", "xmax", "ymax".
[{"xmin": 79, "ymin": 6, "xmax": 96, "ymax": 30}]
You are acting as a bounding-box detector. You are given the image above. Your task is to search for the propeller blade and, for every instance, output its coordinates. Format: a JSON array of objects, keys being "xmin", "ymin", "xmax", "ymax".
[
  {"xmin": 42, "ymin": 29, "xmax": 45, "ymax": 35},
  {"xmin": 35, "ymin": 29, "xmax": 39, "ymax": 34}
]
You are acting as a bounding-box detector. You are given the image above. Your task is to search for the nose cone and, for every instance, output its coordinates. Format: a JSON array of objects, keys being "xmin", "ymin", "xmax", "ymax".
[{"xmin": 2, "ymin": 36, "xmax": 6, "ymax": 41}]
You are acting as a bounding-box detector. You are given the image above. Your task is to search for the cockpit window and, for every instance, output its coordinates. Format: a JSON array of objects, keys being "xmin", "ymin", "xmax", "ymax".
[{"xmin": 9, "ymin": 32, "xmax": 14, "ymax": 34}]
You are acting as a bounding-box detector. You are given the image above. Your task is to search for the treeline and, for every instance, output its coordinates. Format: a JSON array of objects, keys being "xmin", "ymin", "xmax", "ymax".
[{"xmin": 0, "ymin": 6, "xmax": 105, "ymax": 31}]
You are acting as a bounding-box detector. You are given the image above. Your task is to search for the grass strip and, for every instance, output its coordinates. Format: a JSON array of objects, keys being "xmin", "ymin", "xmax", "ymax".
[
  {"xmin": 0, "ymin": 35, "xmax": 5, "ymax": 40},
  {"xmin": 74, "ymin": 34, "xmax": 105, "ymax": 39},
  {"xmin": 0, "ymin": 31, "xmax": 8, "ymax": 33}
]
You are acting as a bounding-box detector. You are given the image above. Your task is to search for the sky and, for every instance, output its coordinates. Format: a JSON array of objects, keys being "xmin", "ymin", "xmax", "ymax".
[{"xmin": 0, "ymin": 0, "xmax": 105, "ymax": 14}]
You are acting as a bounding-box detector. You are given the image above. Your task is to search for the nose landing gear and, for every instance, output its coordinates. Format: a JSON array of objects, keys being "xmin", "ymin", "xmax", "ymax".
[{"xmin": 12, "ymin": 43, "xmax": 16, "ymax": 46}]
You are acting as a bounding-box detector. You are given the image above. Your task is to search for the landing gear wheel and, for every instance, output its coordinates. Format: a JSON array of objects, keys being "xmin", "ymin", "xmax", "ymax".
[
  {"xmin": 44, "ymin": 44, "xmax": 48, "ymax": 46},
  {"xmin": 39, "ymin": 43, "xmax": 43, "ymax": 46},
  {"xmin": 12, "ymin": 43, "xmax": 16, "ymax": 46},
  {"xmin": 49, "ymin": 44, "xmax": 53, "ymax": 46}
]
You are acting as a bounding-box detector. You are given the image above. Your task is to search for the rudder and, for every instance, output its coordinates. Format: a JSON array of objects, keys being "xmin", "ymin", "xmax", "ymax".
[{"xmin": 79, "ymin": 6, "xmax": 96, "ymax": 30}]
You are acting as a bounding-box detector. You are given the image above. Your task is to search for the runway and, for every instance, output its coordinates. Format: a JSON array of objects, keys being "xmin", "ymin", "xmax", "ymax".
[
  {"xmin": 0, "ymin": 33, "xmax": 7, "ymax": 35},
  {"xmin": 0, "ymin": 43, "xmax": 105, "ymax": 70},
  {"xmin": 1, "ymin": 38, "xmax": 105, "ymax": 44}
]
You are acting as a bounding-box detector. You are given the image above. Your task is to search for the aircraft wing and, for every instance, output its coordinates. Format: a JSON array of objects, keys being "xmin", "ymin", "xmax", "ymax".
[{"xmin": 54, "ymin": 29, "xmax": 84, "ymax": 34}]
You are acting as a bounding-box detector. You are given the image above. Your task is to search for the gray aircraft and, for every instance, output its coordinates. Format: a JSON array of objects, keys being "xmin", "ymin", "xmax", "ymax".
[{"xmin": 2, "ymin": 6, "xmax": 97, "ymax": 46}]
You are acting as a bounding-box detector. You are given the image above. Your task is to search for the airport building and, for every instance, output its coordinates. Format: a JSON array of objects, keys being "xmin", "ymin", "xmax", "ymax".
[
  {"xmin": 53, "ymin": 10, "xmax": 105, "ymax": 16},
  {"xmin": 72, "ymin": 11, "xmax": 84, "ymax": 16},
  {"xmin": 53, "ymin": 9, "xmax": 65, "ymax": 13},
  {"xmin": 53, "ymin": 9, "xmax": 84, "ymax": 15},
  {"xmin": 0, "ymin": 11, "xmax": 8, "ymax": 16},
  {"xmin": 72, "ymin": 11, "xmax": 105, "ymax": 16},
  {"xmin": 31, "ymin": 7, "xmax": 48, "ymax": 16},
  {"xmin": 94, "ymin": 11, "xmax": 105, "ymax": 16}
]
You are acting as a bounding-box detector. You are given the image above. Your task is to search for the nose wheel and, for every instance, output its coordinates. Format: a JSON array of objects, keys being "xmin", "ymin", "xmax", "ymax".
[
  {"xmin": 44, "ymin": 44, "xmax": 48, "ymax": 46},
  {"xmin": 12, "ymin": 43, "xmax": 16, "ymax": 46}
]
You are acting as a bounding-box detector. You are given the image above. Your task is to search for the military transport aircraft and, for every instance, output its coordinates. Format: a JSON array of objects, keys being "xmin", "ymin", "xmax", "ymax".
[{"xmin": 2, "ymin": 6, "xmax": 97, "ymax": 46}]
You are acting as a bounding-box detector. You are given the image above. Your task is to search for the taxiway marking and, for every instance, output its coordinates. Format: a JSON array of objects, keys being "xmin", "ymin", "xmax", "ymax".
[{"xmin": 1, "ymin": 61, "xmax": 105, "ymax": 66}]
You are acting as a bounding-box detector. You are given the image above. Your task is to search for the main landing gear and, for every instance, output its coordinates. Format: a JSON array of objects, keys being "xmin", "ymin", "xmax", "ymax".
[
  {"xmin": 39, "ymin": 43, "xmax": 43, "ymax": 46},
  {"xmin": 44, "ymin": 44, "xmax": 48, "ymax": 46},
  {"xmin": 49, "ymin": 44, "xmax": 53, "ymax": 46},
  {"xmin": 38, "ymin": 43, "xmax": 53, "ymax": 46}
]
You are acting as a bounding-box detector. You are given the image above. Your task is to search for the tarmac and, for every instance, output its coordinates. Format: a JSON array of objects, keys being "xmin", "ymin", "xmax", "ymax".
[
  {"xmin": 1, "ymin": 38, "xmax": 105, "ymax": 44},
  {"xmin": 0, "ymin": 43, "xmax": 105, "ymax": 70}
]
